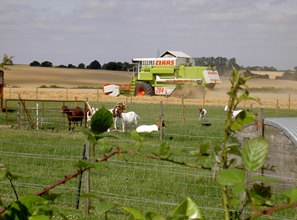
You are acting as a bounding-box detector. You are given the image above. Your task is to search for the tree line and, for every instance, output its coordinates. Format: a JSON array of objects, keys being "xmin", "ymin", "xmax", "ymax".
[
  {"xmin": 28, "ymin": 57, "xmax": 296, "ymax": 74},
  {"xmin": 29, "ymin": 60, "xmax": 134, "ymax": 71}
]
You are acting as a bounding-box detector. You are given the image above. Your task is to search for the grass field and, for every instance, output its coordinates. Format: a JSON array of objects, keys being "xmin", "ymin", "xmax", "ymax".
[{"xmin": 1, "ymin": 100, "xmax": 297, "ymax": 219}]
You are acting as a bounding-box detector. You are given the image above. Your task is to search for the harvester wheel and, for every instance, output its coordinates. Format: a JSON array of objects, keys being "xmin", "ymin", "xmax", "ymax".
[{"xmin": 135, "ymin": 81, "xmax": 154, "ymax": 96}]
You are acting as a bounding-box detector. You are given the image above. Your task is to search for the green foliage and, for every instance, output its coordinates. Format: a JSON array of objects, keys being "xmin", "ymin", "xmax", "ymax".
[
  {"xmin": 242, "ymin": 137, "xmax": 269, "ymax": 172},
  {"xmin": 283, "ymin": 188, "xmax": 297, "ymax": 203},
  {"xmin": 2, "ymin": 195, "xmax": 53, "ymax": 219},
  {"xmin": 122, "ymin": 197, "xmax": 203, "ymax": 220},
  {"xmin": 90, "ymin": 107, "xmax": 113, "ymax": 134},
  {"xmin": 95, "ymin": 201, "xmax": 116, "ymax": 215},
  {"xmin": 215, "ymin": 68, "xmax": 297, "ymax": 219},
  {"xmin": 217, "ymin": 168, "xmax": 245, "ymax": 186},
  {"xmin": 0, "ymin": 54, "xmax": 13, "ymax": 70}
]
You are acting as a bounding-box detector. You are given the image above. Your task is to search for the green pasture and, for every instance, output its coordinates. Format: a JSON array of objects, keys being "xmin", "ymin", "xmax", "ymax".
[{"xmin": 0, "ymin": 102, "xmax": 297, "ymax": 219}]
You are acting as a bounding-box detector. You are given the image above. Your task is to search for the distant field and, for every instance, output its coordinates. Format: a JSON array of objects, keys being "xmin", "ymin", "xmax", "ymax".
[
  {"xmin": 3, "ymin": 65, "xmax": 297, "ymax": 108},
  {"xmin": 251, "ymin": 70, "xmax": 284, "ymax": 79}
]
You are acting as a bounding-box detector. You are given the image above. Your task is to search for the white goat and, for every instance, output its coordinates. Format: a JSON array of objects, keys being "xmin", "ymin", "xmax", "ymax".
[
  {"xmin": 224, "ymin": 105, "xmax": 243, "ymax": 120},
  {"xmin": 119, "ymin": 111, "xmax": 140, "ymax": 132},
  {"xmin": 199, "ymin": 108, "xmax": 207, "ymax": 121},
  {"xmin": 87, "ymin": 106, "xmax": 98, "ymax": 123},
  {"xmin": 136, "ymin": 119, "xmax": 165, "ymax": 133}
]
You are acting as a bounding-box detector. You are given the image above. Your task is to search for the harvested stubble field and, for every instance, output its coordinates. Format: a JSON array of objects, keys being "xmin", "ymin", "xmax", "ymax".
[{"xmin": 3, "ymin": 65, "xmax": 297, "ymax": 109}]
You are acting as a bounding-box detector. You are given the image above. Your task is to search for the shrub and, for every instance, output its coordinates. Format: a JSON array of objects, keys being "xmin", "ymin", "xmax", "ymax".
[{"xmin": 29, "ymin": 61, "xmax": 40, "ymax": 67}]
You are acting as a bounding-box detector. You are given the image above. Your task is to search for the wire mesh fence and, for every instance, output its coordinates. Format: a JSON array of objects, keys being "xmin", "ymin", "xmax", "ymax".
[{"xmin": 1, "ymin": 99, "xmax": 297, "ymax": 219}]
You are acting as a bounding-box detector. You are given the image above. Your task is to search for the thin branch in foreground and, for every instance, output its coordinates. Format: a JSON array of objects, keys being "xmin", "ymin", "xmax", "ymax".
[{"xmin": 0, "ymin": 147, "xmax": 126, "ymax": 215}]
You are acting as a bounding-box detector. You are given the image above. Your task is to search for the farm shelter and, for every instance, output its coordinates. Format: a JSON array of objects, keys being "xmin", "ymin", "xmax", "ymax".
[
  {"xmin": 235, "ymin": 117, "xmax": 297, "ymax": 189},
  {"xmin": 159, "ymin": 50, "xmax": 195, "ymax": 66}
]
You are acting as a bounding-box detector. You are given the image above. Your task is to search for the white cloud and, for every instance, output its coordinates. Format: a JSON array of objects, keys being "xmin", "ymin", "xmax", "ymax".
[{"xmin": 0, "ymin": 0, "xmax": 296, "ymax": 69}]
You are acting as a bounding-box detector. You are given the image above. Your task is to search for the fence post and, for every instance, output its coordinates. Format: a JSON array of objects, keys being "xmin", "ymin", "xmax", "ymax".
[
  {"xmin": 159, "ymin": 101, "xmax": 164, "ymax": 141},
  {"xmin": 17, "ymin": 99, "xmax": 21, "ymax": 128},
  {"xmin": 36, "ymin": 103, "xmax": 39, "ymax": 130},
  {"xmin": 76, "ymin": 144, "xmax": 86, "ymax": 209},
  {"xmin": 84, "ymin": 141, "xmax": 91, "ymax": 214}
]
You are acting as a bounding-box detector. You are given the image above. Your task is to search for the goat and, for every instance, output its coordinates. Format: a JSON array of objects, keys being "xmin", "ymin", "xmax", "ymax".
[
  {"xmin": 199, "ymin": 108, "xmax": 207, "ymax": 121},
  {"xmin": 224, "ymin": 105, "xmax": 243, "ymax": 120},
  {"xmin": 109, "ymin": 102, "xmax": 127, "ymax": 131},
  {"xmin": 87, "ymin": 106, "xmax": 98, "ymax": 123},
  {"xmin": 61, "ymin": 105, "xmax": 84, "ymax": 131},
  {"xmin": 136, "ymin": 118, "xmax": 165, "ymax": 133},
  {"xmin": 119, "ymin": 111, "xmax": 140, "ymax": 132}
]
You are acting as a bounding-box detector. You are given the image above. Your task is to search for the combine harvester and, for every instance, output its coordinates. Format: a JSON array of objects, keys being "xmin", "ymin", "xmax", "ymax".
[{"xmin": 103, "ymin": 50, "xmax": 221, "ymax": 96}]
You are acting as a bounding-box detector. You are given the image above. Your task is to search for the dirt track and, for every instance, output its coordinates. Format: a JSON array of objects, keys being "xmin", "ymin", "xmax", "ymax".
[{"xmin": 3, "ymin": 65, "xmax": 297, "ymax": 108}]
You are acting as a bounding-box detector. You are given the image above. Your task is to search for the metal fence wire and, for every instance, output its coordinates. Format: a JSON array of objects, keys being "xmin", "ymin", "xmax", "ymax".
[{"xmin": 1, "ymin": 99, "xmax": 297, "ymax": 219}]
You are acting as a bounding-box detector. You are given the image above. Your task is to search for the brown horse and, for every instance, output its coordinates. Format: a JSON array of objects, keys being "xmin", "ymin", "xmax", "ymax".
[{"xmin": 61, "ymin": 105, "xmax": 84, "ymax": 130}]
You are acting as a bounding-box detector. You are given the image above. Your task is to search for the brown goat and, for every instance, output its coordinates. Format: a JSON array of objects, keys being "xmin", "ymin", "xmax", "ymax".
[{"xmin": 61, "ymin": 105, "xmax": 85, "ymax": 130}]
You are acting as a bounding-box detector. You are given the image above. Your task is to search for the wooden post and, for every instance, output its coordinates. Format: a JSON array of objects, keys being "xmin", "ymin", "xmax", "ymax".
[{"xmin": 84, "ymin": 141, "xmax": 91, "ymax": 214}]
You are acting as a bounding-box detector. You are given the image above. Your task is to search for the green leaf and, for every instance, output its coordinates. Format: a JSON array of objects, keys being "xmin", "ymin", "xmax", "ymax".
[
  {"xmin": 168, "ymin": 197, "xmax": 203, "ymax": 220},
  {"xmin": 231, "ymin": 182, "xmax": 245, "ymax": 197},
  {"xmin": 242, "ymin": 137, "xmax": 269, "ymax": 172},
  {"xmin": 95, "ymin": 201, "xmax": 115, "ymax": 215},
  {"xmin": 249, "ymin": 175, "xmax": 281, "ymax": 185},
  {"xmin": 90, "ymin": 107, "xmax": 113, "ymax": 134},
  {"xmin": 248, "ymin": 184, "xmax": 272, "ymax": 207},
  {"xmin": 230, "ymin": 110, "xmax": 256, "ymax": 131},
  {"xmin": 283, "ymin": 187, "xmax": 297, "ymax": 203},
  {"xmin": 94, "ymin": 133, "xmax": 116, "ymax": 141},
  {"xmin": 29, "ymin": 215, "xmax": 50, "ymax": 220},
  {"xmin": 159, "ymin": 141, "xmax": 170, "ymax": 155},
  {"xmin": 130, "ymin": 130, "xmax": 144, "ymax": 143},
  {"xmin": 145, "ymin": 212, "xmax": 166, "ymax": 220},
  {"xmin": 216, "ymin": 168, "xmax": 245, "ymax": 186},
  {"xmin": 4, "ymin": 195, "xmax": 53, "ymax": 219},
  {"xmin": 122, "ymin": 207, "xmax": 146, "ymax": 220}
]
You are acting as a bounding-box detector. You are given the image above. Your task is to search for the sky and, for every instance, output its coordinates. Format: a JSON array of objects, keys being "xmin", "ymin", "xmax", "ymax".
[{"xmin": 1, "ymin": 0, "xmax": 297, "ymax": 70}]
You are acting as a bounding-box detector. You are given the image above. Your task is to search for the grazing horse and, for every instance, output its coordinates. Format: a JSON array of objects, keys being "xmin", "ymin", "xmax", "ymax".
[{"xmin": 61, "ymin": 105, "xmax": 84, "ymax": 130}]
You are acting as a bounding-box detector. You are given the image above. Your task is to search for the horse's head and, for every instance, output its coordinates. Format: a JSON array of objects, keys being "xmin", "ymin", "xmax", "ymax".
[{"xmin": 61, "ymin": 105, "xmax": 70, "ymax": 113}]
